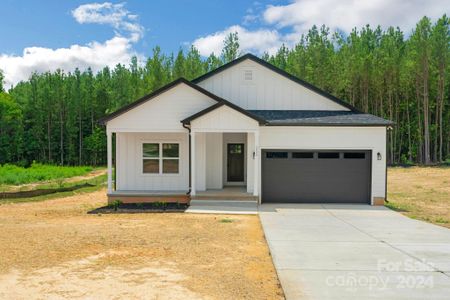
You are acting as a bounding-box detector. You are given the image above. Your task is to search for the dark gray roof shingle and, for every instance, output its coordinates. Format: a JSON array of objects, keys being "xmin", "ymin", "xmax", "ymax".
[{"xmin": 248, "ymin": 110, "xmax": 393, "ymax": 126}]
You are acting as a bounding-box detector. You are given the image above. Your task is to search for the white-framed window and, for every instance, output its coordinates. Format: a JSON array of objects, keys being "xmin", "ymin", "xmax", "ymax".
[{"xmin": 142, "ymin": 143, "xmax": 179, "ymax": 174}]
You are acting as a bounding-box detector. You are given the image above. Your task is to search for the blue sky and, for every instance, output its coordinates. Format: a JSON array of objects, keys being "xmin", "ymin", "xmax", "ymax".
[
  {"xmin": 0, "ymin": 0, "xmax": 448, "ymax": 87},
  {"xmin": 0, "ymin": 0, "xmax": 271, "ymax": 56}
]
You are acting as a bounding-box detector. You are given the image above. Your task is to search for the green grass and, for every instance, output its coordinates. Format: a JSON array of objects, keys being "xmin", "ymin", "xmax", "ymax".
[
  {"xmin": 0, "ymin": 174, "xmax": 107, "ymax": 204},
  {"xmin": 219, "ymin": 218, "xmax": 234, "ymax": 223},
  {"xmin": 0, "ymin": 163, "xmax": 94, "ymax": 185}
]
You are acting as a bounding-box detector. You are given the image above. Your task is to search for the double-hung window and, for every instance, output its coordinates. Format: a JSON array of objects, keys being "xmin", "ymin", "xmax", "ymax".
[{"xmin": 143, "ymin": 143, "xmax": 179, "ymax": 174}]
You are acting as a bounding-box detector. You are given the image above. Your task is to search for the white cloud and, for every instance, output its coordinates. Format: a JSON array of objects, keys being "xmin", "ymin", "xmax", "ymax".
[
  {"xmin": 0, "ymin": 37, "xmax": 138, "ymax": 88},
  {"xmin": 193, "ymin": 25, "xmax": 283, "ymax": 57},
  {"xmin": 192, "ymin": 0, "xmax": 449, "ymax": 56},
  {"xmin": 0, "ymin": 2, "xmax": 144, "ymax": 88},
  {"xmin": 72, "ymin": 2, "xmax": 144, "ymax": 42},
  {"xmin": 263, "ymin": 0, "xmax": 449, "ymax": 35}
]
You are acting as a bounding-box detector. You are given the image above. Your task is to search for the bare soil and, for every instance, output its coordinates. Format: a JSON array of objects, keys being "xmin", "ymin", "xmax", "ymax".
[
  {"xmin": 0, "ymin": 189, "xmax": 283, "ymax": 299},
  {"xmin": 387, "ymin": 166, "xmax": 450, "ymax": 228}
]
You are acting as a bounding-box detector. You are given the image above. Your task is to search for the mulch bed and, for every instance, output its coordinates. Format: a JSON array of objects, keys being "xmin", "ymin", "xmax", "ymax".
[{"xmin": 88, "ymin": 202, "xmax": 189, "ymax": 214}]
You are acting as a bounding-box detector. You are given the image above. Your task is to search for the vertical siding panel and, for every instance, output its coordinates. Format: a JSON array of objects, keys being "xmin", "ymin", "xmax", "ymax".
[
  {"xmin": 115, "ymin": 132, "xmax": 189, "ymax": 192},
  {"xmin": 197, "ymin": 58, "xmax": 349, "ymax": 111}
]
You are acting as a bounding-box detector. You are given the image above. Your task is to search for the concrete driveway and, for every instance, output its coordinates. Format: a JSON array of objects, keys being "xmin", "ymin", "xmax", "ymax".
[{"xmin": 259, "ymin": 204, "xmax": 450, "ymax": 299}]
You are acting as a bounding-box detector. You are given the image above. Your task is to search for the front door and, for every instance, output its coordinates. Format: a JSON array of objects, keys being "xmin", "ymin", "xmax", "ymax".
[{"xmin": 227, "ymin": 143, "xmax": 244, "ymax": 182}]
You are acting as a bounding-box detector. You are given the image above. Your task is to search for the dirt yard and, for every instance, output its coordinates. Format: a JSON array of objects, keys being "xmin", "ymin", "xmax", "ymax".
[
  {"xmin": 387, "ymin": 166, "xmax": 450, "ymax": 228},
  {"xmin": 0, "ymin": 190, "xmax": 283, "ymax": 299}
]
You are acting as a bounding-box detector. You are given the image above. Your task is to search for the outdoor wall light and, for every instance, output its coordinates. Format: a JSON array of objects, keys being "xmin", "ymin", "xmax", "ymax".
[
  {"xmin": 377, "ymin": 152, "xmax": 382, "ymax": 160},
  {"xmin": 253, "ymin": 151, "xmax": 256, "ymax": 159}
]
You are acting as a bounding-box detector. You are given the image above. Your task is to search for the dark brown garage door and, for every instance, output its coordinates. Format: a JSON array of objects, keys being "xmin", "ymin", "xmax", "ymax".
[{"xmin": 261, "ymin": 150, "xmax": 371, "ymax": 203}]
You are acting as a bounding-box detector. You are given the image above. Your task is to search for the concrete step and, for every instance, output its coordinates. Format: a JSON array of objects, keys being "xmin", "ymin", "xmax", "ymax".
[
  {"xmin": 186, "ymin": 199, "xmax": 258, "ymax": 215},
  {"xmin": 191, "ymin": 195, "xmax": 258, "ymax": 201}
]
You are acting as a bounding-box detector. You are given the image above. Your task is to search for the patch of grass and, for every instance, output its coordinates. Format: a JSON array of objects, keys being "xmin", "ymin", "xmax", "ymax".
[
  {"xmin": 0, "ymin": 163, "xmax": 94, "ymax": 185},
  {"xmin": 0, "ymin": 174, "xmax": 106, "ymax": 204},
  {"xmin": 435, "ymin": 217, "xmax": 449, "ymax": 224},
  {"xmin": 220, "ymin": 218, "xmax": 234, "ymax": 223},
  {"xmin": 387, "ymin": 166, "xmax": 450, "ymax": 229},
  {"xmin": 385, "ymin": 201, "xmax": 410, "ymax": 212}
]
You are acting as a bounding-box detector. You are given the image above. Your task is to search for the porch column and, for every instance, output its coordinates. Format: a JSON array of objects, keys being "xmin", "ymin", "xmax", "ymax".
[
  {"xmin": 107, "ymin": 130, "xmax": 113, "ymax": 193},
  {"xmin": 191, "ymin": 131, "xmax": 196, "ymax": 196},
  {"xmin": 253, "ymin": 131, "xmax": 259, "ymax": 196}
]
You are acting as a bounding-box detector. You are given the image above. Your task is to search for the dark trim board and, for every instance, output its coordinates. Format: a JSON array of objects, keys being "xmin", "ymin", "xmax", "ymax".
[{"xmin": 265, "ymin": 123, "xmax": 392, "ymax": 127}]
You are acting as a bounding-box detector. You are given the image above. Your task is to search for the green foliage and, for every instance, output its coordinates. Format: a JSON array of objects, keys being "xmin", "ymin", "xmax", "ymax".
[
  {"xmin": 0, "ymin": 69, "xmax": 4, "ymax": 92},
  {"xmin": 0, "ymin": 163, "xmax": 93, "ymax": 185},
  {"xmin": 221, "ymin": 32, "xmax": 240, "ymax": 63},
  {"xmin": 219, "ymin": 218, "xmax": 234, "ymax": 223},
  {"xmin": 0, "ymin": 92, "xmax": 23, "ymax": 163},
  {"xmin": 0, "ymin": 15, "xmax": 448, "ymax": 167},
  {"xmin": 111, "ymin": 199, "xmax": 122, "ymax": 211}
]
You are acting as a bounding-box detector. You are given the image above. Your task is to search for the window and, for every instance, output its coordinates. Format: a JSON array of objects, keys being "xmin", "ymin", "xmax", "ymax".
[
  {"xmin": 143, "ymin": 143, "xmax": 159, "ymax": 173},
  {"xmin": 229, "ymin": 144, "xmax": 243, "ymax": 154},
  {"xmin": 266, "ymin": 152, "xmax": 288, "ymax": 159},
  {"xmin": 344, "ymin": 152, "xmax": 365, "ymax": 159},
  {"xmin": 142, "ymin": 143, "xmax": 179, "ymax": 174},
  {"xmin": 318, "ymin": 152, "xmax": 340, "ymax": 159},
  {"xmin": 292, "ymin": 152, "xmax": 314, "ymax": 159},
  {"xmin": 244, "ymin": 70, "xmax": 253, "ymax": 81},
  {"xmin": 162, "ymin": 143, "xmax": 179, "ymax": 173}
]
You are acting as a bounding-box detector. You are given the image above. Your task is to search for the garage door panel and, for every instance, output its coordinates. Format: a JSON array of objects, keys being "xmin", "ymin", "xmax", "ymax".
[{"xmin": 262, "ymin": 150, "xmax": 371, "ymax": 203}]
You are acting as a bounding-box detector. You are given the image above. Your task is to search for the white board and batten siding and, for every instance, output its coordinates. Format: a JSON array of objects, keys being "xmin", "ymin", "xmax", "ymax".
[
  {"xmin": 115, "ymin": 132, "xmax": 189, "ymax": 191},
  {"xmin": 107, "ymin": 83, "xmax": 217, "ymax": 132},
  {"xmin": 189, "ymin": 105, "xmax": 259, "ymax": 132},
  {"xmin": 110, "ymin": 83, "xmax": 218, "ymax": 192},
  {"xmin": 258, "ymin": 126, "xmax": 387, "ymax": 202},
  {"xmin": 197, "ymin": 58, "xmax": 349, "ymax": 111}
]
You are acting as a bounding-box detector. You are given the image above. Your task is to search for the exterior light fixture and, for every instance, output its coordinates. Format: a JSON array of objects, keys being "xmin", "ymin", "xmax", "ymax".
[{"xmin": 377, "ymin": 152, "xmax": 382, "ymax": 160}]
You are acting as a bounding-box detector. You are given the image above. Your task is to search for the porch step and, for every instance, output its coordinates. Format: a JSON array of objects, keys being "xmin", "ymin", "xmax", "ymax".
[
  {"xmin": 186, "ymin": 200, "xmax": 258, "ymax": 215},
  {"xmin": 191, "ymin": 194, "xmax": 258, "ymax": 201}
]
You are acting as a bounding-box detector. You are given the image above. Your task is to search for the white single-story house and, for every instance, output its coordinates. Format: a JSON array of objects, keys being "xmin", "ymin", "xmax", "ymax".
[{"xmin": 99, "ymin": 54, "xmax": 393, "ymax": 205}]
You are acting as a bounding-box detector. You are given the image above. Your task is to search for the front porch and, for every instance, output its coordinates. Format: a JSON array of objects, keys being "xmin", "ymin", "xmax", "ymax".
[
  {"xmin": 107, "ymin": 186, "xmax": 257, "ymax": 204},
  {"xmin": 105, "ymin": 101, "xmax": 261, "ymax": 205}
]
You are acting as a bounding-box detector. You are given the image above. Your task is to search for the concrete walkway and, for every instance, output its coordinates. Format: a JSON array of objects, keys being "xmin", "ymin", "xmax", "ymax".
[
  {"xmin": 259, "ymin": 204, "xmax": 450, "ymax": 299},
  {"xmin": 186, "ymin": 200, "xmax": 258, "ymax": 214}
]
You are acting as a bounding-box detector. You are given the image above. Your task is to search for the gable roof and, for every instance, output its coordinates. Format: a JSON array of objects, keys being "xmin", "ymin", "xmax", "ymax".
[
  {"xmin": 181, "ymin": 98, "xmax": 267, "ymax": 125},
  {"xmin": 99, "ymin": 54, "xmax": 392, "ymax": 127},
  {"xmin": 248, "ymin": 110, "xmax": 394, "ymax": 127},
  {"xmin": 192, "ymin": 53, "xmax": 360, "ymax": 113},
  {"xmin": 98, "ymin": 77, "xmax": 224, "ymax": 124}
]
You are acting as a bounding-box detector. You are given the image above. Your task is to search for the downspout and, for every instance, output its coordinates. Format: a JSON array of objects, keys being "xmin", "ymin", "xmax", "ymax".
[
  {"xmin": 182, "ymin": 123, "xmax": 192, "ymax": 195},
  {"xmin": 385, "ymin": 126, "xmax": 391, "ymax": 203}
]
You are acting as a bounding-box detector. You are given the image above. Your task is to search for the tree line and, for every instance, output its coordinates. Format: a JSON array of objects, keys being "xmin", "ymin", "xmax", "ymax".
[{"xmin": 0, "ymin": 15, "xmax": 448, "ymax": 166}]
